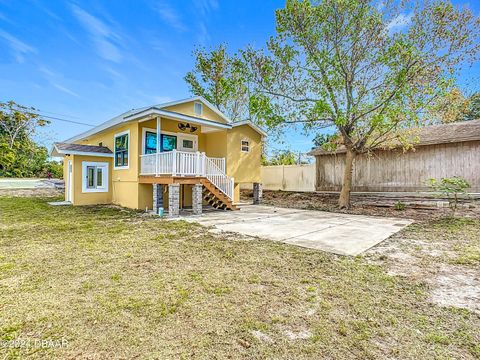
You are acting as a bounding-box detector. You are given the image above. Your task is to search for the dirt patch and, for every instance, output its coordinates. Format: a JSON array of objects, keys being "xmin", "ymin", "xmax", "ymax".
[
  {"xmin": 430, "ymin": 265, "xmax": 480, "ymax": 313},
  {"xmin": 366, "ymin": 217, "xmax": 480, "ymax": 314},
  {"xmin": 242, "ymin": 189, "xmax": 480, "ymax": 221}
]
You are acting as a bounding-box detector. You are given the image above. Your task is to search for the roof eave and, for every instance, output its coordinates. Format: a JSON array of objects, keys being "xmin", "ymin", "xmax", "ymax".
[
  {"xmin": 125, "ymin": 108, "xmax": 232, "ymax": 129},
  {"xmin": 51, "ymin": 144, "xmax": 113, "ymax": 158}
]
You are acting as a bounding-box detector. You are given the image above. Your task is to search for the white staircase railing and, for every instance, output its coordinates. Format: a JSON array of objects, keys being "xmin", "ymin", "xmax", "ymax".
[
  {"xmin": 140, "ymin": 150, "xmax": 234, "ymax": 200},
  {"xmin": 205, "ymin": 156, "xmax": 234, "ymax": 200}
]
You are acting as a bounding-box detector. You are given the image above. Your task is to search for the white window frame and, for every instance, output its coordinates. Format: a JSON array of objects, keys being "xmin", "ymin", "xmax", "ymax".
[
  {"xmin": 114, "ymin": 130, "xmax": 130, "ymax": 170},
  {"xmin": 82, "ymin": 161, "xmax": 109, "ymax": 193},
  {"xmin": 142, "ymin": 127, "xmax": 158, "ymax": 155},
  {"xmin": 241, "ymin": 139, "xmax": 250, "ymax": 153},
  {"xmin": 194, "ymin": 102, "xmax": 203, "ymax": 116}
]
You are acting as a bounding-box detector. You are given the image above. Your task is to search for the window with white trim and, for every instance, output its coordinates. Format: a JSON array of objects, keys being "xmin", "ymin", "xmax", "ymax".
[
  {"xmin": 82, "ymin": 162, "xmax": 109, "ymax": 193},
  {"xmin": 114, "ymin": 131, "xmax": 129, "ymax": 168},
  {"xmin": 241, "ymin": 139, "xmax": 250, "ymax": 152},
  {"xmin": 182, "ymin": 139, "xmax": 194, "ymax": 149},
  {"xmin": 194, "ymin": 102, "xmax": 203, "ymax": 116}
]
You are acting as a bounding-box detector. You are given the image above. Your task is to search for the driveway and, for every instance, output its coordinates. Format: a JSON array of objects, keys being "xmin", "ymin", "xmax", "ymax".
[{"xmin": 183, "ymin": 205, "xmax": 412, "ymax": 256}]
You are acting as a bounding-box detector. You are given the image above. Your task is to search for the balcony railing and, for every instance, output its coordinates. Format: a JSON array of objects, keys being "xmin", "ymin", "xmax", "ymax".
[{"xmin": 140, "ymin": 150, "xmax": 234, "ymax": 200}]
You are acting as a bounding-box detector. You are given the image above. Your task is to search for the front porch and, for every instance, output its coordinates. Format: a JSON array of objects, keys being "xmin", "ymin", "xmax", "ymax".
[{"xmin": 138, "ymin": 150, "xmax": 237, "ymax": 215}]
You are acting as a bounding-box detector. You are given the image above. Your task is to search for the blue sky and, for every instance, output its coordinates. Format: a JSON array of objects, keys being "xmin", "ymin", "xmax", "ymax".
[{"xmin": 0, "ymin": 0, "xmax": 479, "ymax": 156}]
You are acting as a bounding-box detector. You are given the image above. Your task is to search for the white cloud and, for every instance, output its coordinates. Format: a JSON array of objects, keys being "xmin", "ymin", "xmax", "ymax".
[
  {"xmin": 191, "ymin": 0, "xmax": 219, "ymax": 45},
  {"xmin": 197, "ymin": 22, "xmax": 210, "ymax": 45},
  {"xmin": 39, "ymin": 66, "xmax": 80, "ymax": 98},
  {"xmin": 0, "ymin": 12, "xmax": 10, "ymax": 23},
  {"xmin": 387, "ymin": 13, "xmax": 412, "ymax": 32},
  {"xmin": 154, "ymin": 2, "xmax": 187, "ymax": 32},
  {"xmin": 39, "ymin": 66, "xmax": 56, "ymax": 78},
  {"xmin": 31, "ymin": 0, "xmax": 62, "ymax": 22},
  {"xmin": 193, "ymin": 0, "xmax": 219, "ymax": 16},
  {"xmin": 71, "ymin": 4, "xmax": 123, "ymax": 62},
  {"xmin": 0, "ymin": 29, "xmax": 36, "ymax": 63},
  {"xmin": 52, "ymin": 83, "xmax": 80, "ymax": 98}
]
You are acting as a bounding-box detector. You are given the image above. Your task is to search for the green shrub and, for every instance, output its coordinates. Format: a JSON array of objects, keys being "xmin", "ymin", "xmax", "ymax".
[
  {"xmin": 394, "ymin": 201, "xmax": 406, "ymax": 211},
  {"xmin": 428, "ymin": 176, "xmax": 470, "ymax": 212}
]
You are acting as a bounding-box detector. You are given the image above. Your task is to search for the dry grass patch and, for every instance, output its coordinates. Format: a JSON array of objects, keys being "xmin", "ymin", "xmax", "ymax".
[{"xmin": 0, "ymin": 196, "xmax": 479, "ymax": 359}]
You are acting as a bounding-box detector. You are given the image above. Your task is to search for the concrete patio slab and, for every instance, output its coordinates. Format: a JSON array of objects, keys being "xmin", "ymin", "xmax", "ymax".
[{"xmin": 182, "ymin": 205, "xmax": 412, "ymax": 256}]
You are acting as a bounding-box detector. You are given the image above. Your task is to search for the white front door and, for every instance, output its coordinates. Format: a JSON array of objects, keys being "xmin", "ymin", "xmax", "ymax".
[{"xmin": 66, "ymin": 160, "xmax": 73, "ymax": 202}]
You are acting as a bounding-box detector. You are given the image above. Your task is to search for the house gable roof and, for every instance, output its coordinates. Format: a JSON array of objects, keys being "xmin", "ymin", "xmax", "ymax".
[
  {"xmin": 232, "ymin": 120, "xmax": 268, "ymax": 137},
  {"xmin": 64, "ymin": 96, "xmax": 232, "ymax": 143},
  {"xmin": 123, "ymin": 108, "xmax": 232, "ymax": 129},
  {"xmin": 158, "ymin": 96, "xmax": 232, "ymax": 124},
  {"xmin": 51, "ymin": 142, "xmax": 113, "ymax": 157},
  {"xmin": 308, "ymin": 119, "xmax": 480, "ymax": 156}
]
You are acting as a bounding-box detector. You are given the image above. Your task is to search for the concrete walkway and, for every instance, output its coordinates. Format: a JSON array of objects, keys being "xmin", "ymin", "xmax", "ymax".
[{"xmin": 182, "ymin": 205, "xmax": 412, "ymax": 256}]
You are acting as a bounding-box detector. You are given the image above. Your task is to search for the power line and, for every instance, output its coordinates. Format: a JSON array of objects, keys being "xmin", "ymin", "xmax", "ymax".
[
  {"xmin": 37, "ymin": 109, "xmax": 82, "ymax": 120},
  {"xmin": 2, "ymin": 104, "xmax": 96, "ymax": 127},
  {"xmin": 8, "ymin": 108, "xmax": 96, "ymax": 127},
  {"xmin": 34, "ymin": 113, "xmax": 96, "ymax": 127}
]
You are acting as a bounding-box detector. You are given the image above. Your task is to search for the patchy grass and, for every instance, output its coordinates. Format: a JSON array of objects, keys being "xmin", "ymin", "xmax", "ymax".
[
  {"xmin": 0, "ymin": 197, "xmax": 479, "ymax": 359},
  {"xmin": 400, "ymin": 217, "xmax": 480, "ymax": 268}
]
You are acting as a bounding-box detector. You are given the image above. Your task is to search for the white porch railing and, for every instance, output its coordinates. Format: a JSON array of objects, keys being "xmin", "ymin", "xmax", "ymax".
[{"xmin": 140, "ymin": 150, "xmax": 234, "ymax": 200}]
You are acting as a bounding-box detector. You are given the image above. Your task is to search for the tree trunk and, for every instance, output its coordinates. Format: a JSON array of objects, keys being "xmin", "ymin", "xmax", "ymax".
[{"xmin": 338, "ymin": 148, "xmax": 355, "ymax": 209}]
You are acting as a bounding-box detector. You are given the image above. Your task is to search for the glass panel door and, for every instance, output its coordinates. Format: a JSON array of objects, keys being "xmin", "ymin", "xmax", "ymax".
[
  {"xmin": 145, "ymin": 131, "xmax": 157, "ymax": 154},
  {"xmin": 161, "ymin": 134, "xmax": 177, "ymax": 152}
]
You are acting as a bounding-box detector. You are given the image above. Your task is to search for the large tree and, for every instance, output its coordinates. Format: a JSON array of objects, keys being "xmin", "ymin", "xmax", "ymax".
[
  {"xmin": 0, "ymin": 101, "xmax": 53, "ymax": 177},
  {"xmin": 243, "ymin": 0, "xmax": 480, "ymax": 208},
  {"xmin": 429, "ymin": 88, "xmax": 480, "ymax": 123},
  {"xmin": 184, "ymin": 44, "xmax": 250, "ymax": 121},
  {"xmin": 463, "ymin": 92, "xmax": 480, "ymax": 121}
]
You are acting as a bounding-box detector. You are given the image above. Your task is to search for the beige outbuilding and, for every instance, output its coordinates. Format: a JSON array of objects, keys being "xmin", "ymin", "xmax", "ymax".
[{"xmin": 309, "ymin": 120, "xmax": 480, "ymax": 193}]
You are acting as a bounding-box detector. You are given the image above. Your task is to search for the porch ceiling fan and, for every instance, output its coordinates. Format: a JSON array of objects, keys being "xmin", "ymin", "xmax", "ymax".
[{"xmin": 178, "ymin": 122, "xmax": 198, "ymax": 133}]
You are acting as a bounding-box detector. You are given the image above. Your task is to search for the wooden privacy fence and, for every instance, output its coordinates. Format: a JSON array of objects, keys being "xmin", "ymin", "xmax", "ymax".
[
  {"xmin": 261, "ymin": 164, "xmax": 316, "ymax": 192},
  {"xmin": 314, "ymin": 141, "xmax": 480, "ymax": 192}
]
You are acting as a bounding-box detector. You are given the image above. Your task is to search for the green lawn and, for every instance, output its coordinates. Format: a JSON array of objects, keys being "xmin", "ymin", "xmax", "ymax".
[{"xmin": 0, "ymin": 196, "xmax": 479, "ymax": 359}]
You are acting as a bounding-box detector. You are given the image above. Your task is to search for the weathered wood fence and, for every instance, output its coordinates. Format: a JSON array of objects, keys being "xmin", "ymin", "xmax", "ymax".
[{"xmin": 315, "ymin": 141, "xmax": 480, "ymax": 192}]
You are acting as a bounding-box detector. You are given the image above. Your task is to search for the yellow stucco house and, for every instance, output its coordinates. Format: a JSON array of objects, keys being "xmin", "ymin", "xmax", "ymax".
[{"xmin": 51, "ymin": 97, "xmax": 266, "ymax": 215}]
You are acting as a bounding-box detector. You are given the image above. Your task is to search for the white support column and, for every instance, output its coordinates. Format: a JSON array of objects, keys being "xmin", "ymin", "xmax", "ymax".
[
  {"xmin": 156, "ymin": 116, "xmax": 161, "ymax": 175},
  {"xmin": 172, "ymin": 149, "xmax": 177, "ymax": 176},
  {"xmin": 201, "ymin": 152, "xmax": 206, "ymax": 176},
  {"xmin": 195, "ymin": 151, "xmax": 201, "ymax": 177}
]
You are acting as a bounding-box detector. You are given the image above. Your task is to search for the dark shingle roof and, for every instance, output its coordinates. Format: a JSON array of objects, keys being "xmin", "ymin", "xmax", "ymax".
[
  {"xmin": 54, "ymin": 142, "xmax": 113, "ymax": 154},
  {"xmin": 309, "ymin": 119, "xmax": 480, "ymax": 156}
]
